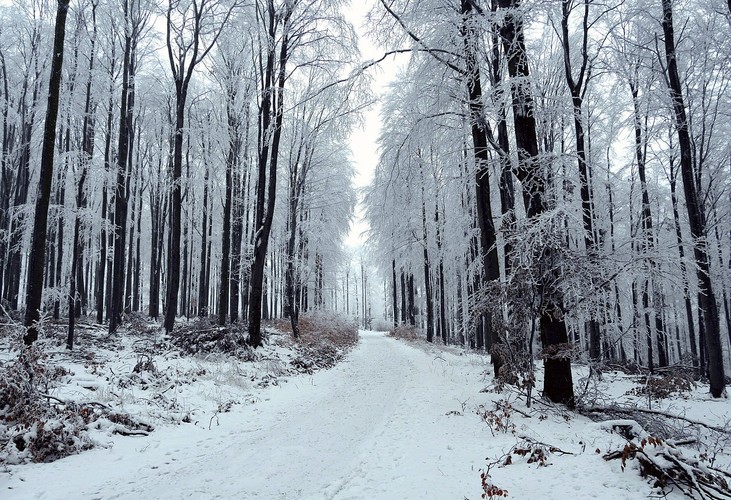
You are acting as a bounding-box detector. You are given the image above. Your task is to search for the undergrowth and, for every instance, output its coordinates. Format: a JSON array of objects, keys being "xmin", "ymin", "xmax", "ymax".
[
  {"xmin": 275, "ymin": 311, "xmax": 359, "ymax": 373},
  {"xmin": 0, "ymin": 344, "xmax": 151, "ymax": 465}
]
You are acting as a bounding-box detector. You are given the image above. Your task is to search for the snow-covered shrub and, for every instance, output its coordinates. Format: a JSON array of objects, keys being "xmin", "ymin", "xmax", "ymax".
[
  {"xmin": 388, "ymin": 325, "xmax": 421, "ymax": 340},
  {"xmin": 370, "ymin": 318, "xmax": 393, "ymax": 332},
  {"xmin": 626, "ymin": 373, "xmax": 695, "ymax": 401},
  {"xmin": 286, "ymin": 311, "xmax": 358, "ymax": 372},
  {"xmin": 0, "ymin": 346, "xmax": 92, "ymax": 464},
  {"xmin": 295, "ymin": 311, "xmax": 358, "ymax": 348},
  {"xmin": 170, "ymin": 317, "xmax": 254, "ymax": 359}
]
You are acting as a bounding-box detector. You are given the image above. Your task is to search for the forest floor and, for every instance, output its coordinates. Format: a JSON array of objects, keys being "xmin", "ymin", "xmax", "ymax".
[{"xmin": 2, "ymin": 325, "xmax": 731, "ymax": 499}]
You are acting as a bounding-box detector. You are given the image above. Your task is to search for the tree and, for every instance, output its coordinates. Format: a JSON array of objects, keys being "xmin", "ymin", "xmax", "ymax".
[
  {"xmin": 498, "ymin": 0, "xmax": 575, "ymax": 406},
  {"xmin": 68, "ymin": 2, "xmax": 99, "ymax": 349},
  {"xmin": 23, "ymin": 0, "xmax": 70, "ymax": 345},
  {"xmin": 164, "ymin": 0, "xmax": 234, "ymax": 333},
  {"xmin": 660, "ymin": 0, "xmax": 725, "ymax": 398},
  {"xmin": 247, "ymin": 0, "xmax": 293, "ymax": 346},
  {"xmin": 110, "ymin": 0, "xmax": 147, "ymax": 333}
]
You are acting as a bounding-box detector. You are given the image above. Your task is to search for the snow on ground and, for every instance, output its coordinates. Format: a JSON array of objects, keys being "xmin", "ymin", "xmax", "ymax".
[{"xmin": 3, "ymin": 330, "xmax": 730, "ymax": 499}]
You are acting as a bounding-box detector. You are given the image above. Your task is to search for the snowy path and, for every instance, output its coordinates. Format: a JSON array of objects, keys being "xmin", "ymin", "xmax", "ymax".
[{"xmin": 4, "ymin": 331, "xmax": 490, "ymax": 499}]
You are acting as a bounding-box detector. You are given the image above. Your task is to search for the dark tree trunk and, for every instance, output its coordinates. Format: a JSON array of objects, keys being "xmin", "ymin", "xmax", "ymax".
[
  {"xmin": 148, "ymin": 187, "xmax": 167, "ymax": 320},
  {"xmin": 461, "ymin": 0, "xmax": 502, "ymax": 374},
  {"xmin": 6, "ymin": 67, "xmax": 39, "ymax": 310},
  {"xmin": 0, "ymin": 50, "xmax": 10, "ymax": 306},
  {"xmin": 163, "ymin": 86, "xmax": 186, "ymax": 332},
  {"xmin": 490, "ymin": 0, "xmax": 515, "ymax": 276},
  {"xmin": 69, "ymin": 5, "xmax": 97, "ymax": 348},
  {"xmin": 420, "ymin": 176, "xmax": 434, "ymax": 342},
  {"xmin": 109, "ymin": 13, "xmax": 134, "ymax": 333},
  {"xmin": 125, "ymin": 162, "xmax": 139, "ymax": 314},
  {"xmin": 23, "ymin": 0, "xmax": 70, "ymax": 345},
  {"xmin": 219, "ymin": 104, "xmax": 240, "ymax": 326},
  {"xmin": 54, "ymin": 135, "xmax": 67, "ymax": 321},
  {"xmin": 669, "ymin": 159, "xmax": 698, "ymax": 367},
  {"xmin": 499, "ymin": 0, "xmax": 574, "ymax": 407},
  {"xmin": 560, "ymin": 0, "xmax": 602, "ymax": 362},
  {"xmin": 407, "ymin": 273, "xmax": 415, "ymax": 326},
  {"xmin": 230, "ymin": 166, "xmax": 244, "ymax": 323},
  {"xmin": 284, "ymin": 136, "xmax": 309, "ymax": 337},
  {"xmin": 435, "ymin": 197, "xmax": 448, "ymax": 343},
  {"xmin": 662, "ymin": 0, "xmax": 724, "ymax": 397},
  {"xmin": 96, "ymin": 77, "xmax": 115, "ymax": 323},
  {"xmin": 392, "ymin": 259, "xmax": 398, "ymax": 327},
  {"xmin": 249, "ymin": 6, "xmax": 291, "ymax": 347},
  {"xmin": 400, "ymin": 270, "xmax": 406, "ymax": 324},
  {"xmin": 195, "ymin": 160, "xmax": 210, "ymax": 317},
  {"xmin": 133, "ymin": 180, "xmax": 142, "ymax": 312}
]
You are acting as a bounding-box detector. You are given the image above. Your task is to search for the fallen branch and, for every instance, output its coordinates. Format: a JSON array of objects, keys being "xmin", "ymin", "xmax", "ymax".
[
  {"xmin": 517, "ymin": 435, "xmax": 574, "ymax": 455},
  {"xmin": 604, "ymin": 437, "xmax": 731, "ymax": 499},
  {"xmin": 584, "ymin": 405, "xmax": 730, "ymax": 435},
  {"xmin": 41, "ymin": 394, "xmax": 112, "ymax": 411}
]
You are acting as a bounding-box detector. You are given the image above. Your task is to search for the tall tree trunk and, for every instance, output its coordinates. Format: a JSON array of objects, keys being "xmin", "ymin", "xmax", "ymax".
[
  {"xmin": 132, "ymin": 177, "xmax": 142, "ymax": 312},
  {"xmin": 69, "ymin": 4, "xmax": 97, "ymax": 348},
  {"xmin": 23, "ymin": 0, "xmax": 70, "ymax": 345},
  {"xmin": 490, "ymin": 0, "xmax": 515, "ymax": 276},
  {"xmin": 219, "ymin": 104, "xmax": 240, "ymax": 326},
  {"xmin": 6, "ymin": 63, "xmax": 40, "ymax": 310},
  {"xmin": 125, "ymin": 162, "xmax": 139, "ymax": 314},
  {"xmin": 669, "ymin": 156, "xmax": 698, "ymax": 368},
  {"xmin": 560, "ymin": 0, "xmax": 602, "ymax": 362},
  {"xmin": 461, "ymin": 0, "xmax": 503, "ymax": 374},
  {"xmin": 96, "ymin": 65, "xmax": 115, "ymax": 323},
  {"xmin": 110, "ymin": 9, "xmax": 134, "ymax": 333},
  {"xmin": 407, "ymin": 273, "xmax": 415, "ymax": 326},
  {"xmin": 248, "ymin": 5, "xmax": 291, "ymax": 347},
  {"xmin": 630, "ymin": 80, "xmax": 667, "ymax": 369},
  {"xmin": 661, "ymin": 0, "xmax": 724, "ymax": 397},
  {"xmin": 0, "ymin": 50, "xmax": 10, "ymax": 306},
  {"xmin": 392, "ymin": 259, "xmax": 398, "ymax": 327},
  {"xmin": 420, "ymin": 171, "xmax": 434, "ymax": 342},
  {"xmin": 54, "ymin": 133, "xmax": 68, "ymax": 321},
  {"xmin": 499, "ymin": 0, "xmax": 575, "ymax": 407}
]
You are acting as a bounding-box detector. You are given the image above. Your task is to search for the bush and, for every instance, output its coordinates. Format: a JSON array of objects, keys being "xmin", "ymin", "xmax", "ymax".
[
  {"xmin": 281, "ymin": 311, "xmax": 358, "ymax": 372},
  {"xmin": 1, "ymin": 345, "xmax": 153, "ymax": 464},
  {"xmin": 388, "ymin": 325, "xmax": 421, "ymax": 341},
  {"xmin": 626, "ymin": 373, "xmax": 695, "ymax": 401},
  {"xmin": 170, "ymin": 317, "xmax": 255, "ymax": 360},
  {"xmin": 0, "ymin": 346, "xmax": 92, "ymax": 464},
  {"xmin": 370, "ymin": 318, "xmax": 393, "ymax": 332}
]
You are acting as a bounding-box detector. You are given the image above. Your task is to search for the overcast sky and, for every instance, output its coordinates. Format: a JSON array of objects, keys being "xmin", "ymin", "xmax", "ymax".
[{"xmin": 342, "ymin": 1, "xmax": 402, "ymax": 249}]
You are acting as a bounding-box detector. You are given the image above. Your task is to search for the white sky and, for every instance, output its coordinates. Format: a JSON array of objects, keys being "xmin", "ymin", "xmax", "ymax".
[{"xmin": 342, "ymin": 1, "xmax": 401, "ymax": 249}]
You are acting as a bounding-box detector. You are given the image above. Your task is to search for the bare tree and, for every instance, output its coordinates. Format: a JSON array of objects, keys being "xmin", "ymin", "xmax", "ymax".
[
  {"xmin": 660, "ymin": 0, "xmax": 725, "ymax": 397},
  {"xmin": 164, "ymin": 0, "xmax": 235, "ymax": 333},
  {"xmin": 23, "ymin": 0, "xmax": 70, "ymax": 345}
]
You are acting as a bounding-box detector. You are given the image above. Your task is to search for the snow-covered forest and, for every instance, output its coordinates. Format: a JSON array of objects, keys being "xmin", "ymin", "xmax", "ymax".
[{"xmin": 1, "ymin": 0, "xmax": 731, "ymax": 498}]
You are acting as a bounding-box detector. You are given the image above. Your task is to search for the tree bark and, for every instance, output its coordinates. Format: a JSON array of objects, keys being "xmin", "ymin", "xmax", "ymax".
[
  {"xmin": 248, "ymin": 5, "xmax": 292, "ymax": 347},
  {"xmin": 420, "ymin": 176, "xmax": 434, "ymax": 343},
  {"xmin": 392, "ymin": 259, "xmax": 399, "ymax": 328},
  {"xmin": 219, "ymin": 101, "xmax": 240, "ymax": 325},
  {"xmin": 69, "ymin": 5, "xmax": 98, "ymax": 348},
  {"xmin": 110, "ymin": 6, "xmax": 134, "ymax": 333},
  {"xmin": 661, "ymin": 0, "xmax": 724, "ymax": 397},
  {"xmin": 499, "ymin": 0, "xmax": 575, "ymax": 407},
  {"xmin": 461, "ymin": 0, "xmax": 503, "ymax": 373},
  {"xmin": 23, "ymin": 0, "xmax": 70, "ymax": 345}
]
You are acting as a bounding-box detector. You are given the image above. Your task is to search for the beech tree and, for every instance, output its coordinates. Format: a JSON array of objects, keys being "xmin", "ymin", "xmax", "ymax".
[
  {"xmin": 164, "ymin": 0, "xmax": 235, "ymax": 333},
  {"xmin": 660, "ymin": 0, "xmax": 725, "ymax": 397},
  {"xmin": 23, "ymin": 0, "xmax": 70, "ymax": 345}
]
